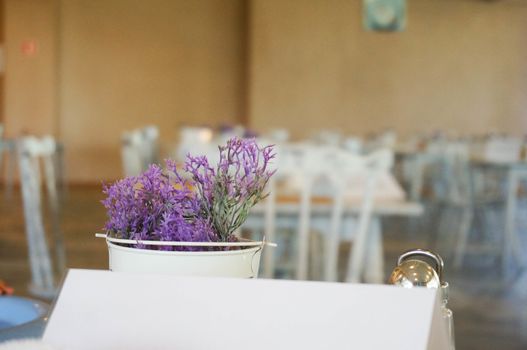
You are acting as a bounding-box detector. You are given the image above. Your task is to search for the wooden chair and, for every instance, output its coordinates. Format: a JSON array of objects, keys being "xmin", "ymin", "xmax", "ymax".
[
  {"xmin": 17, "ymin": 136, "xmax": 66, "ymax": 299},
  {"xmin": 453, "ymin": 136, "xmax": 524, "ymax": 269},
  {"xmin": 254, "ymin": 142, "xmax": 306, "ymax": 278},
  {"xmin": 315, "ymin": 148, "xmax": 394, "ymax": 283},
  {"xmin": 428, "ymin": 140, "xmax": 474, "ymax": 266},
  {"xmin": 246, "ymin": 144, "xmax": 394, "ymax": 283}
]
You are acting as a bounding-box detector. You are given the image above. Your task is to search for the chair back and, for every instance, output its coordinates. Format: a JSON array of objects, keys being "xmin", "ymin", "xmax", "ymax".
[
  {"xmin": 343, "ymin": 136, "xmax": 363, "ymax": 154},
  {"xmin": 442, "ymin": 140, "xmax": 471, "ymax": 205},
  {"xmin": 17, "ymin": 136, "xmax": 65, "ymax": 299},
  {"xmin": 141, "ymin": 125, "xmax": 160, "ymax": 166},
  {"xmin": 366, "ymin": 130, "xmax": 397, "ymax": 152},
  {"xmin": 339, "ymin": 148, "xmax": 394, "ymax": 282},
  {"xmin": 421, "ymin": 139, "xmax": 471, "ymax": 205},
  {"xmin": 121, "ymin": 125, "xmax": 160, "ymax": 176},
  {"xmin": 265, "ymin": 128, "xmax": 289, "ymax": 143},
  {"xmin": 311, "ymin": 130, "xmax": 342, "ymax": 146},
  {"xmin": 482, "ymin": 136, "xmax": 522, "ymax": 163},
  {"xmin": 176, "ymin": 126, "xmax": 217, "ymax": 164},
  {"xmin": 262, "ymin": 143, "xmax": 393, "ymax": 281}
]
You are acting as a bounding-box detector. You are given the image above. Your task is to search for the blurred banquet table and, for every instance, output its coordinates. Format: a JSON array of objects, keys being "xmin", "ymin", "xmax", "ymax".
[
  {"xmin": 250, "ymin": 191, "xmax": 423, "ymax": 284},
  {"xmin": 393, "ymin": 145, "xmax": 427, "ymax": 202},
  {"xmin": 395, "ymin": 146, "xmax": 527, "ymax": 271},
  {"xmin": 469, "ymin": 158, "xmax": 527, "ymax": 271}
]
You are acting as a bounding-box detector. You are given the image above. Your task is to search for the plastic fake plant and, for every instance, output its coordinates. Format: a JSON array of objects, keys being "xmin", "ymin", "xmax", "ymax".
[{"xmin": 102, "ymin": 137, "xmax": 275, "ymax": 250}]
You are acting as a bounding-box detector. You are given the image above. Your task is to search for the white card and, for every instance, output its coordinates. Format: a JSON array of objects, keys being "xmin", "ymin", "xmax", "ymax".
[{"xmin": 44, "ymin": 269, "xmax": 448, "ymax": 349}]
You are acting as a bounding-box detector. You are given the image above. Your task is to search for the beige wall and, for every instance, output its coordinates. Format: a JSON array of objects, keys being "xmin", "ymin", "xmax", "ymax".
[
  {"xmin": 249, "ymin": 0, "xmax": 527, "ymax": 139},
  {"xmin": 4, "ymin": 0, "xmax": 527, "ymax": 182},
  {"xmin": 4, "ymin": 0, "xmax": 247, "ymax": 182},
  {"xmin": 4, "ymin": 0, "xmax": 59, "ymax": 137},
  {"xmin": 59, "ymin": 0, "xmax": 246, "ymax": 182}
]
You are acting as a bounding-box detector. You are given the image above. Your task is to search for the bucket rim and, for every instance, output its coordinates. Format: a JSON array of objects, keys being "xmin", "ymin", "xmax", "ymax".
[
  {"xmin": 96, "ymin": 232, "xmax": 276, "ymax": 249},
  {"xmin": 106, "ymin": 240, "xmax": 263, "ymax": 256}
]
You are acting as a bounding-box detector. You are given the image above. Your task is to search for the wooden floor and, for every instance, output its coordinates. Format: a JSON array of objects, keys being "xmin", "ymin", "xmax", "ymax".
[{"xmin": 1, "ymin": 186, "xmax": 526, "ymax": 349}]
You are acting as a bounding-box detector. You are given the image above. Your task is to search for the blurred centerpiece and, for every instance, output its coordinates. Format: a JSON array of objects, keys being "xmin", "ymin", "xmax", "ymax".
[{"xmin": 97, "ymin": 137, "xmax": 276, "ymax": 278}]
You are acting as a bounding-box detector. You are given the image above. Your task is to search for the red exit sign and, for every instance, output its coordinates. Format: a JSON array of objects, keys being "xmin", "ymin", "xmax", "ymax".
[{"xmin": 21, "ymin": 39, "xmax": 37, "ymax": 56}]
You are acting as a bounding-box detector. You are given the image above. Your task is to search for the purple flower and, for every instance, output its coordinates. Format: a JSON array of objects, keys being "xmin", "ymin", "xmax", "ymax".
[
  {"xmin": 102, "ymin": 137, "xmax": 275, "ymax": 250},
  {"xmin": 187, "ymin": 137, "xmax": 276, "ymax": 240}
]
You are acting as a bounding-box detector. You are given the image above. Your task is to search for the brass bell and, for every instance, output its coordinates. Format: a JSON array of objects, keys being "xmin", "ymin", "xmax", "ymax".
[
  {"xmin": 389, "ymin": 249, "xmax": 444, "ymax": 288},
  {"xmin": 389, "ymin": 249, "xmax": 455, "ymax": 349}
]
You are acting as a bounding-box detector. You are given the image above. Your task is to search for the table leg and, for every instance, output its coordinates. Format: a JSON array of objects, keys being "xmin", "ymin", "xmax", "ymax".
[
  {"xmin": 296, "ymin": 185, "xmax": 311, "ymax": 280},
  {"xmin": 453, "ymin": 206, "xmax": 473, "ymax": 269},
  {"xmin": 410, "ymin": 155, "xmax": 424, "ymax": 202},
  {"xmin": 364, "ymin": 217, "xmax": 384, "ymax": 284},
  {"xmin": 263, "ymin": 188, "xmax": 276, "ymax": 279},
  {"xmin": 504, "ymin": 169, "xmax": 526, "ymax": 269},
  {"xmin": 346, "ymin": 223, "xmax": 367, "ymax": 284}
]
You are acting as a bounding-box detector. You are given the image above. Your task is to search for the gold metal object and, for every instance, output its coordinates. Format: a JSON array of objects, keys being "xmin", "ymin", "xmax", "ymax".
[
  {"xmin": 389, "ymin": 259, "xmax": 440, "ymax": 288},
  {"xmin": 389, "ymin": 249, "xmax": 455, "ymax": 349},
  {"xmin": 388, "ymin": 249, "xmax": 444, "ymax": 288}
]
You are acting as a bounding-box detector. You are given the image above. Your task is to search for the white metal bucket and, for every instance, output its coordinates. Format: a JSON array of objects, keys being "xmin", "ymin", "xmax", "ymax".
[{"xmin": 106, "ymin": 241, "xmax": 263, "ymax": 278}]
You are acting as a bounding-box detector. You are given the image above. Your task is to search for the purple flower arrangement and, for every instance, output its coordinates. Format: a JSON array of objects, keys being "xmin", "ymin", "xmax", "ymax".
[{"xmin": 102, "ymin": 137, "xmax": 275, "ymax": 251}]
